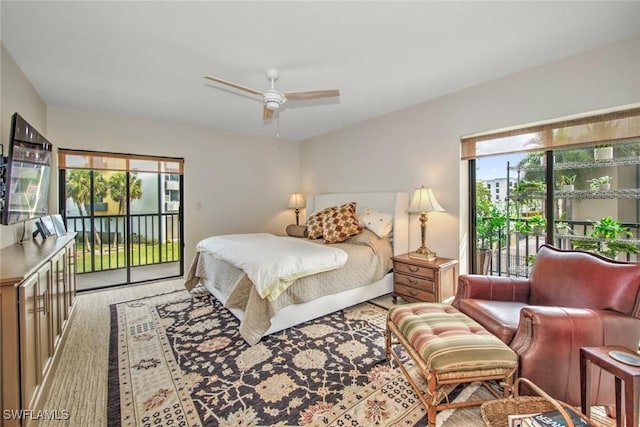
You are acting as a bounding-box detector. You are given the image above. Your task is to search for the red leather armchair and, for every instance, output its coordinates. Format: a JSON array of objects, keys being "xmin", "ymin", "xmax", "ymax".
[{"xmin": 453, "ymin": 244, "xmax": 640, "ymax": 407}]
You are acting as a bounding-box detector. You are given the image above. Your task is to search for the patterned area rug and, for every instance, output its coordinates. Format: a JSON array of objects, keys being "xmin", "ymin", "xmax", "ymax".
[{"xmin": 108, "ymin": 289, "xmax": 486, "ymax": 426}]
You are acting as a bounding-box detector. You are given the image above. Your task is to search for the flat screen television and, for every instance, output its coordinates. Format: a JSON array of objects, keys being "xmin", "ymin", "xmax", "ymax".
[{"xmin": 1, "ymin": 113, "xmax": 53, "ymax": 225}]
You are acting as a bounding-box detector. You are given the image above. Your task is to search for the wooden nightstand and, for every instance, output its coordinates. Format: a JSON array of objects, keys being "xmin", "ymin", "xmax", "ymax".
[{"xmin": 392, "ymin": 254, "xmax": 458, "ymax": 303}]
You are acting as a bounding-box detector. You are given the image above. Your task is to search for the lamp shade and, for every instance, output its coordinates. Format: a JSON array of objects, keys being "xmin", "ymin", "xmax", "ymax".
[
  {"xmin": 408, "ymin": 186, "xmax": 445, "ymax": 214},
  {"xmin": 286, "ymin": 193, "xmax": 306, "ymax": 209}
]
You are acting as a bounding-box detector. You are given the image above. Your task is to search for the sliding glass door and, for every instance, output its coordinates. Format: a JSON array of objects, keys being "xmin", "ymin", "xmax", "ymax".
[
  {"xmin": 58, "ymin": 150, "xmax": 184, "ymax": 291},
  {"xmin": 128, "ymin": 169, "xmax": 182, "ymax": 283}
]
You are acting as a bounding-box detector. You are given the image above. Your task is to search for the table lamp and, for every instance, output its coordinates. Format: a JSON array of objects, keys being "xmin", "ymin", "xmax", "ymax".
[
  {"xmin": 408, "ymin": 186, "xmax": 445, "ymax": 261},
  {"xmin": 286, "ymin": 193, "xmax": 306, "ymax": 225}
]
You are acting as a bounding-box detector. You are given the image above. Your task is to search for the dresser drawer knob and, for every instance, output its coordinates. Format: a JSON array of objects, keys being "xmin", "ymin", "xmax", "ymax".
[
  {"xmin": 408, "ymin": 277, "xmax": 418, "ymax": 285},
  {"xmin": 408, "ymin": 265, "xmax": 420, "ymax": 273}
]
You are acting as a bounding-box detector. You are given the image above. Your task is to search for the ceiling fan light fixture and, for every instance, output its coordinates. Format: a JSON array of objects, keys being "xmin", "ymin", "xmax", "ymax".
[{"xmin": 266, "ymin": 101, "xmax": 280, "ymax": 111}]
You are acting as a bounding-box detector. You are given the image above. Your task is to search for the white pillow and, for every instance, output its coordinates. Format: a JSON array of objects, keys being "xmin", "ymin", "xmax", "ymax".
[{"xmin": 358, "ymin": 207, "xmax": 393, "ymax": 238}]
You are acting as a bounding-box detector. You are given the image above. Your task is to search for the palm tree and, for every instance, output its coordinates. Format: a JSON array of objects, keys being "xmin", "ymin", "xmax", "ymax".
[
  {"xmin": 108, "ymin": 173, "xmax": 143, "ymax": 214},
  {"xmin": 93, "ymin": 172, "xmax": 107, "ymax": 204},
  {"xmin": 129, "ymin": 175, "xmax": 143, "ymax": 210},
  {"xmin": 108, "ymin": 173, "xmax": 143, "ymax": 248},
  {"xmin": 66, "ymin": 170, "xmax": 108, "ymax": 213},
  {"xmin": 66, "ymin": 170, "xmax": 90, "ymax": 216},
  {"xmin": 66, "ymin": 170, "xmax": 90, "ymax": 251},
  {"xmin": 66, "ymin": 170, "xmax": 106, "ymax": 250}
]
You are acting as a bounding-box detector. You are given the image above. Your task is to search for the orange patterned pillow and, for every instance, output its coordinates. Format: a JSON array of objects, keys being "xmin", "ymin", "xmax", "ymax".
[
  {"xmin": 322, "ymin": 201, "xmax": 361, "ymax": 243},
  {"xmin": 307, "ymin": 206, "xmax": 336, "ymax": 239}
]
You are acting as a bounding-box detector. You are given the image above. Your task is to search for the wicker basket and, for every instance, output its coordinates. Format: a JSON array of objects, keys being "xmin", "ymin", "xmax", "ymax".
[{"xmin": 480, "ymin": 377, "xmax": 599, "ymax": 427}]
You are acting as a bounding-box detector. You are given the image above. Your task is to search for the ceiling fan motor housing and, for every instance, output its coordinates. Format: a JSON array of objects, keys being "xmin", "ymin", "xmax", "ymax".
[{"xmin": 264, "ymin": 90, "xmax": 285, "ymax": 111}]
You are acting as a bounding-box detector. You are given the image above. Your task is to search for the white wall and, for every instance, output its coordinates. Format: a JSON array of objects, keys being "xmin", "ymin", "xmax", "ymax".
[
  {"xmin": 300, "ymin": 35, "xmax": 640, "ymax": 273},
  {"xmin": 46, "ymin": 107, "xmax": 300, "ymax": 264},
  {"xmin": 0, "ymin": 44, "xmax": 48, "ymax": 248}
]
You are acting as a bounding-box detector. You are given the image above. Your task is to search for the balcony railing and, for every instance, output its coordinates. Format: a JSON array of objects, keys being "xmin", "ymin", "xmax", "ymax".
[
  {"xmin": 479, "ymin": 219, "xmax": 640, "ymax": 277},
  {"xmin": 66, "ymin": 212, "xmax": 181, "ymax": 274}
]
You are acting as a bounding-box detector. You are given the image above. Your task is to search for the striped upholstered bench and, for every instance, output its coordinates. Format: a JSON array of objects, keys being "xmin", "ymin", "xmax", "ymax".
[{"xmin": 386, "ymin": 303, "xmax": 518, "ymax": 427}]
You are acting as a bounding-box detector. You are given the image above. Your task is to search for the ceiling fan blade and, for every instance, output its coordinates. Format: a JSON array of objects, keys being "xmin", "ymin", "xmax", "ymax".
[
  {"xmin": 204, "ymin": 75, "xmax": 263, "ymax": 96},
  {"xmin": 263, "ymin": 105, "xmax": 274, "ymax": 120},
  {"xmin": 284, "ymin": 89, "xmax": 340, "ymax": 101}
]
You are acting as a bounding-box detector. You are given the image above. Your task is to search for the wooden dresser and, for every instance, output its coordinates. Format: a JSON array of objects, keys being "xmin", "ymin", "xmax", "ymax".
[
  {"xmin": 0, "ymin": 234, "xmax": 77, "ymax": 426},
  {"xmin": 392, "ymin": 254, "xmax": 458, "ymax": 303}
]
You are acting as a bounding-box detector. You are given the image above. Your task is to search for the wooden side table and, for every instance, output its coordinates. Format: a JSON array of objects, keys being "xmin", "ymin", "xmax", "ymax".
[
  {"xmin": 392, "ymin": 254, "xmax": 458, "ymax": 303},
  {"xmin": 580, "ymin": 345, "xmax": 640, "ymax": 427}
]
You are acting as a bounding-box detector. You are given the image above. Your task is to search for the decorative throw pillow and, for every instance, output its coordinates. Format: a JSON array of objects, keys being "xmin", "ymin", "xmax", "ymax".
[
  {"xmin": 358, "ymin": 207, "xmax": 393, "ymax": 238},
  {"xmin": 322, "ymin": 201, "xmax": 361, "ymax": 244},
  {"xmin": 307, "ymin": 206, "xmax": 336, "ymax": 239},
  {"xmin": 286, "ymin": 224, "xmax": 308, "ymax": 238}
]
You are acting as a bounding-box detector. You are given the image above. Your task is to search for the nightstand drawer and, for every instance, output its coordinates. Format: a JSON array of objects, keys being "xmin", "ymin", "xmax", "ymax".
[
  {"xmin": 394, "ymin": 262, "xmax": 435, "ymax": 280},
  {"xmin": 394, "ymin": 273, "xmax": 436, "ymax": 292},
  {"xmin": 392, "ymin": 254, "xmax": 458, "ymax": 304},
  {"xmin": 394, "ymin": 284, "xmax": 436, "ymax": 302}
]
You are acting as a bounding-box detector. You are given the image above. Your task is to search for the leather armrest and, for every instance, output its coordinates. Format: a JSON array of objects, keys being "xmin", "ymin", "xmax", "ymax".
[
  {"xmin": 510, "ymin": 306, "xmax": 640, "ymax": 406},
  {"xmin": 510, "ymin": 306, "xmax": 606, "ymax": 354},
  {"xmin": 452, "ymin": 274, "xmax": 530, "ymax": 308}
]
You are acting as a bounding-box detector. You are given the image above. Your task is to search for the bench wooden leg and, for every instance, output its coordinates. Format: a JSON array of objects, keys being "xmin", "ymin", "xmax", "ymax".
[{"xmin": 427, "ymin": 375, "xmax": 438, "ymax": 427}]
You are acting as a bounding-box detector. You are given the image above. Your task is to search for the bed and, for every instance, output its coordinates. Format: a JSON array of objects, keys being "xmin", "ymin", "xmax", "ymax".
[{"xmin": 184, "ymin": 191, "xmax": 409, "ymax": 345}]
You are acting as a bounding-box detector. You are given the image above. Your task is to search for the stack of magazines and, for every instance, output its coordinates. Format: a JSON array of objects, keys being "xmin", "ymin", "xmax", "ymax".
[{"xmin": 508, "ymin": 407, "xmax": 593, "ymax": 427}]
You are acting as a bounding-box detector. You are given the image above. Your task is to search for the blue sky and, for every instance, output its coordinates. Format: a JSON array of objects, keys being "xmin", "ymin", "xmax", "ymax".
[{"xmin": 475, "ymin": 153, "xmax": 526, "ymax": 181}]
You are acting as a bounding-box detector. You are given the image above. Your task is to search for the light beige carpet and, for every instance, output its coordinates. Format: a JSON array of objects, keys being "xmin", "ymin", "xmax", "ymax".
[{"xmin": 37, "ymin": 279, "xmax": 184, "ymax": 426}]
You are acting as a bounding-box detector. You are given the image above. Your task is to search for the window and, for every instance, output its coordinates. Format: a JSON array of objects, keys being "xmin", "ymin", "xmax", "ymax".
[{"xmin": 465, "ymin": 105, "xmax": 640, "ymax": 275}]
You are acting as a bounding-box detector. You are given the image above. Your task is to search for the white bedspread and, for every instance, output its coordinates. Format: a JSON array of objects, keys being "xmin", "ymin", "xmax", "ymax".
[{"xmin": 196, "ymin": 233, "xmax": 347, "ymax": 301}]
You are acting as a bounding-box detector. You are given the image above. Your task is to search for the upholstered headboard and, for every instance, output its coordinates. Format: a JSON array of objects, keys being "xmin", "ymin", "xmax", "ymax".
[{"xmin": 305, "ymin": 192, "xmax": 409, "ymax": 256}]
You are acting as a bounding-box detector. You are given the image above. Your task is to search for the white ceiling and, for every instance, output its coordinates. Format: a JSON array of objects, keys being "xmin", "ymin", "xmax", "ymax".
[{"xmin": 2, "ymin": 1, "xmax": 639, "ymax": 141}]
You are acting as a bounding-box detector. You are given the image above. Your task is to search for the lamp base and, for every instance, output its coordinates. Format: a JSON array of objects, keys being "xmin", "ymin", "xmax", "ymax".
[{"xmin": 409, "ymin": 251, "xmax": 437, "ymax": 261}]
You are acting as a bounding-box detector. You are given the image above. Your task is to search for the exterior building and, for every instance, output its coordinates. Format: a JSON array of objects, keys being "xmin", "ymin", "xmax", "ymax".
[{"xmin": 480, "ymin": 177, "xmax": 517, "ymax": 204}]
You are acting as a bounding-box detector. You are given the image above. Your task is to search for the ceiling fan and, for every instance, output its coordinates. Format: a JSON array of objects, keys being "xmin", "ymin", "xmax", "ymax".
[{"xmin": 205, "ymin": 68, "xmax": 340, "ymax": 120}]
